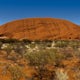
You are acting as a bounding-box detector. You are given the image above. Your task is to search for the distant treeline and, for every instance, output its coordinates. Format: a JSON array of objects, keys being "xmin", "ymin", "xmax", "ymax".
[{"xmin": 0, "ymin": 38, "xmax": 79, "ymax": 43}]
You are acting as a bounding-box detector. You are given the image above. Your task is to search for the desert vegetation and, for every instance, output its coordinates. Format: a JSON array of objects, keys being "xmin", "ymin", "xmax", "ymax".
[{"xmin": 0, "ymin": 39, "xmax": 80, "ymax": 80}]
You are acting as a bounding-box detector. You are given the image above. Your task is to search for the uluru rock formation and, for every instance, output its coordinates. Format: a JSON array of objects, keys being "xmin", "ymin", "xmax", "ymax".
[{"xmin": 0, "ymin": 18, "xmax": 80, "ymax": 40}]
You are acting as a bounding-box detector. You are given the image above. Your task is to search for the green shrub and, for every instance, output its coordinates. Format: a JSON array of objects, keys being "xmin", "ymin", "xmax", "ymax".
[
  {"xmin": 55, "ymin": 41, "xmax": 69, "ymax": 48},
  {"xmin": 0, "ymin": 39, "xmax": 19, "ymax": 43},
  {"xmin": 25, "ymin": 49, "xmax": 56, "ymax": 66},
  {"xmin": 12, "ymin": 43, "xmax": 26, "ymax": 58},
  {"xmin": 24, "ymin": 48, "xmax": 66, "ymax": 68},
  {"xmin": 22, "ymin": 39, "xmax": 32, "ymax": 44}
]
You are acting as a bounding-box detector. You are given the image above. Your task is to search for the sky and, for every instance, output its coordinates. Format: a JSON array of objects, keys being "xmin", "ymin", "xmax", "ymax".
[{"xmin": 0, "ymin": 0, "xmax": 80, "ymax": 25}]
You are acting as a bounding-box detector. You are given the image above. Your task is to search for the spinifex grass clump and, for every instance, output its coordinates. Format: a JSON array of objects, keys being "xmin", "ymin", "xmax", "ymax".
[{"xmin": 8, "ymin": 65, "xmax": 23, "ymax": 80}]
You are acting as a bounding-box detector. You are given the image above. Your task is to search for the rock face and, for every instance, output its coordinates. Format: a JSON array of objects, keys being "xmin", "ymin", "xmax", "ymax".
[{"xmin": 0, "ymin": 18, "xmax": 80, "ymax": 40}]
